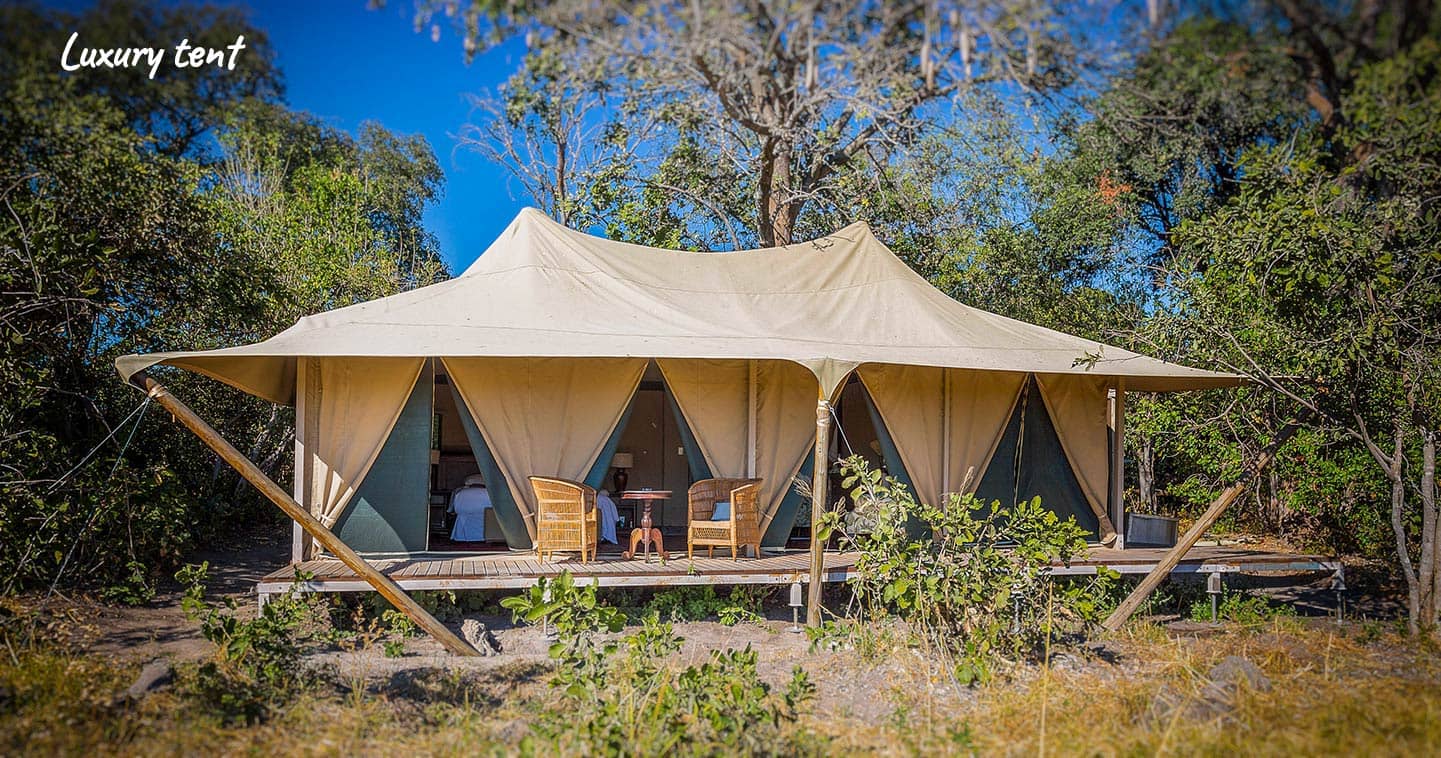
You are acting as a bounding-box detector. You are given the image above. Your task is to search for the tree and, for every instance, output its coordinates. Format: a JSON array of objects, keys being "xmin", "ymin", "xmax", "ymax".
[
  {"xmin": 1164, "ymin": 34, "xmax": 1440, "ymax": 634},
  {"xmin": 0, "ymin": 3, "xmax": 448, "ymax": 595},
  {"xmin": 5, "ymin": 0, "xmax": 283, "ymax": 160},
  {"xmin": 213, "ymin": 106, "xmax": 449, "ymax": 332},
  {"xmin": 422, "ymin": 0, "xmax": 1100, "ymax": 246},
  {"xmin": 0, "ymin": 5, "xmax": 271, "ymax": 593},
  {"xmin": 1060, "ymin": 15, "xmax": 1308, "ymax": 265}
]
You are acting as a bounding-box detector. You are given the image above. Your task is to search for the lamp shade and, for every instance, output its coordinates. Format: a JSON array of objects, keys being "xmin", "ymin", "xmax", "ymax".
[{"xmin": 611, "ymin": 452, "xmax": 634, "ymax": 469}]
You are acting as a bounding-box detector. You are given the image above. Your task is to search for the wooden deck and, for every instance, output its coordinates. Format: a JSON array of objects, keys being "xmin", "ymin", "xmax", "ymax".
[{"xmin": 257, "ymin": 545, "xmax": 1341, "ymax": 600}]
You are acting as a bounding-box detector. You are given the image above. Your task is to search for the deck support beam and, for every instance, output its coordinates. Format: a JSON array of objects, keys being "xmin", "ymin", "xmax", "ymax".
[
  {"xmin": 1100, "ymin": 421, "xmax": 1301, "ymax": 632},
  {"xmin": 130, "ymin": 371, "xmax": 478, "ymax": 657},
  {"xmin": 808, "ymin": 392, "xmax": 832, "ymax": 626}
]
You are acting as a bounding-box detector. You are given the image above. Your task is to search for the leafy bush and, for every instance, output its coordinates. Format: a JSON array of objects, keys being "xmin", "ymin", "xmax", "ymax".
[
  {"xmin": 501, "ymin": 573, "xmax": 818, "ymax": 755},
  {"xmin": 175, "ymin": 562, "xmax": 320, "ymax": 723},
  {"xmin": 1189, "ymin": 590, "xmax": 1288, "ymax": 625},
  {"xmin": 820, "ymin": 456, "xmax": 1118, "ymax": 683},
  {"xmin": 644, "ymin": 584, "xmax": 771, "ymax": 625}
]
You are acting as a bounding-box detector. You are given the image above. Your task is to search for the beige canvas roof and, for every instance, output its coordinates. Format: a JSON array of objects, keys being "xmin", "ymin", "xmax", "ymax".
[{"xmin": 116, "ymin": 208, "xmax": 1241, "ymax": 404}]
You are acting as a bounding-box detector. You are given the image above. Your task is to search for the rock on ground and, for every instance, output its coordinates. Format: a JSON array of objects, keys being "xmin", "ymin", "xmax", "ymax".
[
  {"xmin": 1149, "ymin": 655, "xmax": 1271, "ymax": 723},
  {"xmin": 124, "ymin": 659, "xmax": 174, "ymax": 700}
]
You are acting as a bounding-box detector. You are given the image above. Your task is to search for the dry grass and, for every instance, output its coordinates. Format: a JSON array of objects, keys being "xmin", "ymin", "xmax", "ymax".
[
  {"xmin": 817, "ymin": 621, "xmax": 1441, "ymax": 757},
  {"xmin": 3, "ymin": 616, "xmax": 1438, "ymax": 756}
]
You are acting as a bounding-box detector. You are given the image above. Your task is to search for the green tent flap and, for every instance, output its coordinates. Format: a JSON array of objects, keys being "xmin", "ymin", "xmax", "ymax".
[
  {"xmin": 334, "ymin": 362, "xmax": 433, "ymax": 553},
  {"xmin": 974, "ymin": 376, "xmax": 1100, "ymax": 538},
  {"xmin": 448, "ymin": 382, "xmax": 532, "ymax": 549}
]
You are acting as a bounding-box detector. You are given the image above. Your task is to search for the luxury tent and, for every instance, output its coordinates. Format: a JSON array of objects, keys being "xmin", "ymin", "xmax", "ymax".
[{"xmin": 118, "ymin": 208, "xmax": 1241, "ymax": 567}]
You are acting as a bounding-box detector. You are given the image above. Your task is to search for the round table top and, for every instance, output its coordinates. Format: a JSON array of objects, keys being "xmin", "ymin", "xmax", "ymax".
[{"xmin": 619, "ymin": 490, "xmax": 672, "ymax": 500}]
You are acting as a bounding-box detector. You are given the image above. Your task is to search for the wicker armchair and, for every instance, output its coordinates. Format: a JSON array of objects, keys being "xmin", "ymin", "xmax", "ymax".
[
  {"xmin": 529, "ymin": 476, "xmax": 599, "ymax": 562},
  {"xmin": 687, "ymin": 478, "xmax": 763, "ymax": 560}
]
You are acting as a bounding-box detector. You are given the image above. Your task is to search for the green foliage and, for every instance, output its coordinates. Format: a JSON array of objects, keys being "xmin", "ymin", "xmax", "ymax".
[
  {"xmin": 1189, "ymin": 591, "xmax": 1288, "ymax": 626},
  {"xmin": 823, "ymin": 457, "xmax": 1117, "ymax": 683},
  {"xmin": 175, "ymin": 562, "xmax": 319, "ymax": 724},
  {"xmin": 644, "ymin": 584, "xmax": 771, "ymax": 625},
  {"xmin": 1159, "ymin": 31, "xmax": 1441, "ymax": 629},
  {"xmin": 0, "ymin": 2, "xmax": 266, "ymax": 593},
  {"xmin": 0, "ymin": 2, "xmax": 448, "ymax": 595},
  {"xmin": 380, "ymin": 609, "xmax": 416, "ymax": 657},
  {"xmin": 501, "ymin": 572, "xmax": 818, "ymax": 755},
  {"xmin": 98, "ymin": 561, "xmax": 157, "ymax": 607}
]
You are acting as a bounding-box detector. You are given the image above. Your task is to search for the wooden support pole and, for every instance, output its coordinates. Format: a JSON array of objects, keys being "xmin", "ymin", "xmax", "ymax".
[
  {"xmin": 132, "ymin": 372, "xmax": 478, "ymax": 657},
  {"xmin": 746, "ymin": 359, "xmax": 758, "ymax": 478},
  {"xmin": 807, "ymin": 392, "xmax": 831, "ymax": 626},
  {"xmin": 1109, "ymin": 381, "xmax": 1127, "ymax": 548},
  {"xmin": 1100, "ymin": 422, "xmax": 1301, "ymax": 632},
  {"xmin": 291, "ymin": 356, "xmax": 310, "ymax": 563}
]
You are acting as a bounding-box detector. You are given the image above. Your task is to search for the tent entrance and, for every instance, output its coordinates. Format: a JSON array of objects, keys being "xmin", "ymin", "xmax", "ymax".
[
  {"xmin": 609, "ymin": 363, "xmax": 705, "ymax": 540},
  {"xmin": 973, "ymin": 376, "xmax": 1101, "ymax": 538},
  {"xmin": 427, "ymin": 366, "xmax": 514, "ymax": 552},
  {"xmin": 431, "ymin": 359, "xmax": 706, "ymax": 551}
]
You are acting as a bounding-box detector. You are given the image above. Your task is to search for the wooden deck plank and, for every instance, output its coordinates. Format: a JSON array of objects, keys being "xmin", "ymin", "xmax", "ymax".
[{"xmin": 259, "ymin": 546, "xmax": 1338, "ymax": 594}]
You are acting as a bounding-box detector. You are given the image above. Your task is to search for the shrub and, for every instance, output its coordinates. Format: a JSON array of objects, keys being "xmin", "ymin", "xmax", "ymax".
[
  {"xmin": 820, "ymin": 456, "xmax": 1118, "ymax": 683},
  {"xmin": 644, "ymin": 584, "xmax": 772, "ymax": 625},
  {"xmin": 1189, "ymin": 589, "xmax": 1288, "ymax": 625},
  {"xmin": 501, "ymin": 573, "xmax": 818, "ymax": 755},
  {"xmin": 175, "ymin": 562, "xmax": 319, "ymax": 723}
]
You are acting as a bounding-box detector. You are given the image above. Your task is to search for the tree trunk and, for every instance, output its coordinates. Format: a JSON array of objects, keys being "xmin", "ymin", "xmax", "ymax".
[
  {"xmin": 1268, "ymin": 465, "xmax": 1283, "ymax": 529},
  {"xmin": 1420, "ymin": 429, "xmax": 1438, "ymax": 632},
  {"xmin": 1138, "ymin": 434, "xmax": 1156, "ymax": 512},
  {"xmin": 757, "ymin": 139, "xmax": 795, "ymax": 246},
  {"xmin": 1384, "ymin": 423, "xmax": 1420, "ymax": 635}
]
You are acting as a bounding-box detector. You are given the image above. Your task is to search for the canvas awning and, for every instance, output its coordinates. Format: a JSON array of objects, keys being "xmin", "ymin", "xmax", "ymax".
[
  {"xmin": 116, "ymin": 207, "xmax": 1241, "ymax": 404},
  {"xmin": 119, "ymin": 209, "xmax": 1241, "ymax": 543}
]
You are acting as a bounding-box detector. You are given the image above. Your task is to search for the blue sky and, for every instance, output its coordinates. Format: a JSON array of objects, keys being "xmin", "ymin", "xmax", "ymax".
[{"xmin": 248, "ymin": 1, "xmax": 526, "ymax": 272}]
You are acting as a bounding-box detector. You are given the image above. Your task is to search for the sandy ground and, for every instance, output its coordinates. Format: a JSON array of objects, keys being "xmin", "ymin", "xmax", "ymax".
[
  {"xmin": 37, "ymin": 524, "xmax": 908, "ymax": 720},
  {"xmin": 37, "ymin": 520, "xmax": 1401, "ymax": 729},
  {"xmin": 46, "ymin": 525, "xmax": 292, "ymax": 660}
]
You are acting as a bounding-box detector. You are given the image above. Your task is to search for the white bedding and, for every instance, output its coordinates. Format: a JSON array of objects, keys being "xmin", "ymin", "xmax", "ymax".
[
  {"xmin": 596, "ymin": 491, "xmax": 620, "ymax": 544},
  {"xmin": 449, "ymin": 486, "xmax": 492, "ymax": 542}
]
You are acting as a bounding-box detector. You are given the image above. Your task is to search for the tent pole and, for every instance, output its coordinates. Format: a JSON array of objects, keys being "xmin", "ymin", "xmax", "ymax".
[
  {"xmin": 807, "ymin": 391, "xmax": 831, "ymax": 626},
  {"xmin": 1110, "ymin": 380, "xmax": 1127, "ymax": 549},
  {"xmin": 291, "ymin": 357, "xmax": 310, "ymax": 563},
  {"xmin": 1099, "ymin": 421, "xmax": 1300, "ymax": 632},
  {"xmin": 131, "ymin": 371, "xmax": 478, "ymax": 657},
  {"xmin": 941, "ymin": 370, "xmax": 951, "ymax": 496},
  {"xmin": 747, "ymin": 360, "xmax": 758, "ymax": 478}
]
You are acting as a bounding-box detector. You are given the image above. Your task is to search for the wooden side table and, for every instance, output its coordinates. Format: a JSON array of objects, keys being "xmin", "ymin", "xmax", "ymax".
[{"xmin": 619, "ymin": 490, "xmax": 671, "ymax": 561}]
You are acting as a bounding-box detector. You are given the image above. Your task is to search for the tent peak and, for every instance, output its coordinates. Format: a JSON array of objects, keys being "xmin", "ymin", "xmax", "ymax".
[{"xmin": 502, "ymin": 207, "xmax": 876, "ymax": 255}]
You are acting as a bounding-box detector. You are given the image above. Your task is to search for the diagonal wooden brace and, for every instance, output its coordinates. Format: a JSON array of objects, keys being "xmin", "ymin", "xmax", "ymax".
[
  {"xmin": 1099, "ymin": 421, "xmax": 1302, "ymax": 633},
  {"xmin": 131, "ymin": 371, "xmax": 477, "ymax": 657}
]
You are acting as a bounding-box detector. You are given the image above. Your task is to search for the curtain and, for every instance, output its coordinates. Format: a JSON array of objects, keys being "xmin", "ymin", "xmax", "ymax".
[
  {"xmin": 858, "ymin": 365, "xmax": 1025, "ymax": 508},
  {"xmin": 1035, "ymin": 374, "xmax": 1117, "ymax": 538},
  {"xmin": 443, "ymin": 357, "xmax": 646, "ymax": 541},
  {"xmin": 658, "ymin": 359, "xmax": 817, "ymax": 534},
  {"xmin": 448, "ymin": 383, "xmax": 531, "ymax": 549},
  {"xmin": 656, "ymin": 359, "xmax": 749, "ymax": 476},
  {"xmin": 753, "ymin": 360, "xmax": 820, "ymax": 534},
  {"xmin": 305, "ymin": 357, "xmax": 426, "ymax": 529}
]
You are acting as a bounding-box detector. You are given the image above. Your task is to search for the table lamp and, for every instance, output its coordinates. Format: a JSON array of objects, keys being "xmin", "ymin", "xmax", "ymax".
[{"xmin": 611, "ymin": 452, "xmax": 633, "ymax": 493}]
